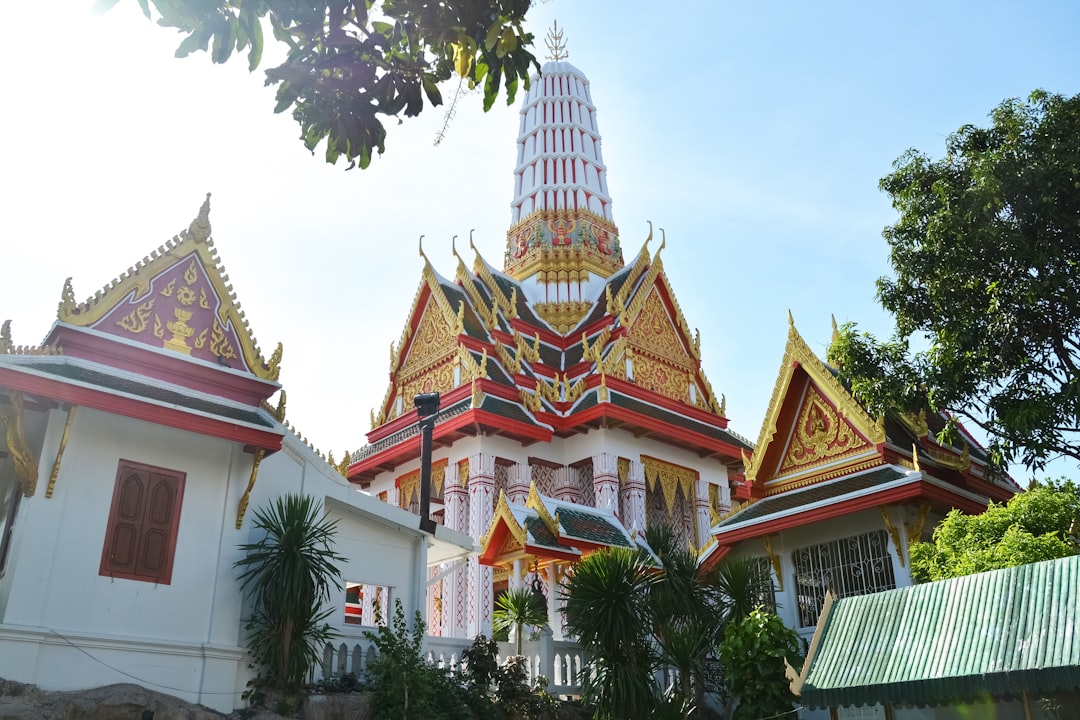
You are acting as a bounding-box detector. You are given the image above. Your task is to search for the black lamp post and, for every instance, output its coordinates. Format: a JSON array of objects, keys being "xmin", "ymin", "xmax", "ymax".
[{"xmin": 414, "ymin": 392, "xmax": 440, "ymax": 535}]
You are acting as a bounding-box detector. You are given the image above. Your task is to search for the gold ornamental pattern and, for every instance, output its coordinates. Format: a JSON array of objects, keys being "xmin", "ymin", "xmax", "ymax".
[
  {"xmin": 633, "ymin": 354, "xmax": 690, "ymax": 403},
  {"xmin": 627, "ymin": 290, "xmax": 695, "ymax": 370},
  {"xmin": 641, "ymin": 455, "xmax": 697, "ymax": 512},
  {"xmin": 779, "ymin": 385, "xmax": 869, "ymax": 474},
  {"xmin": 398, "ymin": 305, "xmax": 456, "ymax": 382}
]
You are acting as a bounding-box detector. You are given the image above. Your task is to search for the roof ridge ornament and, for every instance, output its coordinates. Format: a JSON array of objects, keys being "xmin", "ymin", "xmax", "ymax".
[
  {"xmin": 188, "ymin": 193, "xmax": 212, "ymax": 243},
  {"xmin": 544, "ymin": 20, "xmax": 568, "ymax": 62}
]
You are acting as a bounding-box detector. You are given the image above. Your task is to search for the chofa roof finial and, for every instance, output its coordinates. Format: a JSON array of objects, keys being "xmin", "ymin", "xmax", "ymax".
[{"xmin": 188, "ymin": 193, "xmax": 212, "ymax": 243}]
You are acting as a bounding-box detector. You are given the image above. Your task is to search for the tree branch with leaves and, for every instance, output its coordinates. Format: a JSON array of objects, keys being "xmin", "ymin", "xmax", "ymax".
[{"xmin": 98, "ymin": 0, "xmax": 539, "ymax": 168}]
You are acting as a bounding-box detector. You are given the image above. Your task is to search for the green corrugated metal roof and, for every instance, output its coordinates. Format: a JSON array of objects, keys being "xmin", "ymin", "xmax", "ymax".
[{"xmin": 800, "ymin": 554, "xmax": 1080, "ymax": 708}]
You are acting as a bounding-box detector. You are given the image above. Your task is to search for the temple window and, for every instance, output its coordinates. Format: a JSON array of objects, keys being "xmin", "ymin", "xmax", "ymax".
[
  {"xmin": 344, "ymin": 581, "xmax": 391, "ymax": 627},
  {"xmin": 99, "ymin": 459, "xmax": 185, "ymax": 585},
  {"xmin": 791, "ymin": 530, "xmax": 896, "ymax": 627}
]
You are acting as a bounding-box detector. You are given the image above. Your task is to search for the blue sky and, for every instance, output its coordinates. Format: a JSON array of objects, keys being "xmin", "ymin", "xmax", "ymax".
[{"xmin": 4, "ymin": 1, "xmax": 1079, "ymax": 481}]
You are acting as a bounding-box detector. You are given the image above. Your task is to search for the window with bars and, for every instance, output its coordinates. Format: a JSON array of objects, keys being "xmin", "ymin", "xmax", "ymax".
[
  {"xmin": 792, "ymin": 529, "xmax": 896, "ymax": 627},
  {"xmin": 750, "ymin": 556, "xmax": 778, "ymax": 613}
]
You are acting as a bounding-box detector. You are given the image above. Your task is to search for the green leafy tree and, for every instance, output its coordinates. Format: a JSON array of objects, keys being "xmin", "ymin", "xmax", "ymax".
[
  {"xmin": 828, "ymin": 90, "xmax": 1080, "ymax": 471},
  {"xmin": 98, "ymin": 0, "xmax": 539, "ymax": 169},
  {"xmin": 493, "ymin": 585, "xmax": 548, "ymax": 657},
  {"xmin": 718, "ymin": 609, "xmax": 801, "ymax": 720},
  {"xmin": 235, "ymin": 493, "xmax": 346, "ymax": 693},
  {"xmin": 910, "ymin": 480, "xmax": 1080, "ymax": 582}
]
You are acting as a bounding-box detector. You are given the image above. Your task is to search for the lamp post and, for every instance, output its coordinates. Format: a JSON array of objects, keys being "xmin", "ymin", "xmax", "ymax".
[{"xmin": 414, "ymin": 392, "xmax": 440, "ymax": 535}]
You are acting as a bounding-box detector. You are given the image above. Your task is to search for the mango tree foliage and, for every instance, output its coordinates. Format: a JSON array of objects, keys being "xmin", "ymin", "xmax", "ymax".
[
  {"xmin": 909, "ymin": 481, "xmax": 1080, "ymax": 583},
  {"xmin": 99, "ymin": 0, "xmax": 538, "ymax": 169},
  {"xmin": 829, "ymin": 91, "xmax": 1080, "ymax": 471}
]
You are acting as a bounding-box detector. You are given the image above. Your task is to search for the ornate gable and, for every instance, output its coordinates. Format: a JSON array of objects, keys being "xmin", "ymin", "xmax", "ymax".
[
  {"xmin": 55, "ymin": 195, "xmax": 281, "ymax": 381},
  {"xmin": 775, "ymin": 384, "xmax": 872, "ymax": 476},
  {"xmin": 745, "ymin": 315, "xmax": 885, "ymax": 490}
]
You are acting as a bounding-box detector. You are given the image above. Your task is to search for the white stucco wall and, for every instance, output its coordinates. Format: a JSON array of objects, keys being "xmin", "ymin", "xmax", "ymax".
[{"xmin": 0, "ymin": 405, "xmax": 462, "ymax": 712}]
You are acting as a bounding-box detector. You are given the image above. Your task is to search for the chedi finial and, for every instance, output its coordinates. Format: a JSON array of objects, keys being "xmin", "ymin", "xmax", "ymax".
[{"xmin": 545, "ymin": 20, "xmax": 568, "ymax": 62}]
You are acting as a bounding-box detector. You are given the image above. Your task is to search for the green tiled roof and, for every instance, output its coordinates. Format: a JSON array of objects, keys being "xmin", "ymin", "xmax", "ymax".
[
  {"xmin": 800, "ymin": 555, "xmax": 1080, "ymax": 709},
  {"xmin": 524, "ymin": 515, "xmax": 575, "ymax": 553},
  {"xmin": 557, "ymin": 507, "xmax": 632, "ymax": 548}
]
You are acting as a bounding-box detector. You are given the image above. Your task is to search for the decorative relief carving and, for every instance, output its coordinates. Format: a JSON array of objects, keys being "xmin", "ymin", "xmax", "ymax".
[
  {"xmin": 632, "ymin": 354, "xmax": 688, "ymax": 403},
  {"xmin": 779, "ymin": 385, "xmax": 869, "ymax": 473},
  {"xmin": 641, "ymin": 455, "xmax": 697, "ymax": 512},
  {"xmin": 399, "ymin": 306, "xmax": 456, "ymax": 381},
  {"xmin": 46, "ymin": 405, "xmax": 79, "ymax": 498},
  {"xmin": 0, "ymin": 392, "xmax": 38, "ymax": 497},
  {"xmin": 627, "ymin": 290, "xmax": 694, "ymax": 370}
]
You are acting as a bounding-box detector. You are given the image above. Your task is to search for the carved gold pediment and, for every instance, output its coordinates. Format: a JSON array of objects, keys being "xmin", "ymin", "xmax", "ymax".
[
  {"xmin": 56, "ymin": 195, "xmax": 281, "ymax": 381},
  {"xmin": 778, "ymin": 385, "xmax": 870, "ymax": 474}
]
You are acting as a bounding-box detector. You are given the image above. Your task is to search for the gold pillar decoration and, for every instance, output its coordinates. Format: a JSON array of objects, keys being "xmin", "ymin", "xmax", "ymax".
[
  {"xmin": 911, "ymin": 443, "xmax": 922, "ymax": 472},
  {"xmin": 458, "ymin": 459, "xmax": 470, "ymax": 488},
  {"xmin": 879, "ymin": 506, "xmax": 905, "ymax": 567},
  {"xmin": 762, "ymin": 534, "xmax": 784, "ymax": 591},
  {"xmin": 46, "ymin": 405, "xmax": 79, "ymax": 498},
  {"xmin": 236, "ymin": 448, "xmax": 266, "ymax": 529},
  {"xmin": 905, "ymin": 502, "xmax": 933, "ymax": 549},
  {"xmin": 0, "ymin": 392, "xmax": 38, "ymax": 497}
]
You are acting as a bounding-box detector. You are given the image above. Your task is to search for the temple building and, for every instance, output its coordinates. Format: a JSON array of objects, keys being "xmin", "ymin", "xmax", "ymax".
[{"xmin": 347, "ymin": 42, "xmax": 754, "ymax": 639}]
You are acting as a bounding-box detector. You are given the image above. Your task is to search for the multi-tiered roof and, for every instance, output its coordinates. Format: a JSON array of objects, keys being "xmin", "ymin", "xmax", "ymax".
[{"xmin": 349, "ymin": 47, "xmax": 751, "ymax": 484}]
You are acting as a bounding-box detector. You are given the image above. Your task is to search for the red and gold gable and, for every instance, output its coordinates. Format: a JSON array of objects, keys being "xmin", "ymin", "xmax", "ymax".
[
  {"xmin": 89, "ymin": 254, "xmax": 249, "ymax": 370},
  {"xmin": 775, "ymin": 384, "xmax": 871, "ymax": 477},
  {"xmin": 55, "ymin": 196, "xmax": 280, "ymax": 381}
]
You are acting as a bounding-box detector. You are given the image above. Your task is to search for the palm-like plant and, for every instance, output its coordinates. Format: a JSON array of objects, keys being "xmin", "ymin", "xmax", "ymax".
[
  {"xmin": 235, "ymin": 494, "xmax": 346, "ymax": 691},
  {"xmin": 563, "ymin": 546, "xmax": 659, "ymax": 720},
  {"xmin": 493, "ymin": 585, "xmax": 549, "ymax": 656}
]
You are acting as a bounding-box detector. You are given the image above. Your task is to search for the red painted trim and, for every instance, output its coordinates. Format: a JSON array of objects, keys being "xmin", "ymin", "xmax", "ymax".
[
  {"xmin": 699, "ymin": 545, "xmax": 732, "ymax": 573},
  {"xmin": 524, "ymin": 544, "xmax": 582, "ymax": 563},
  {"xmin": 602, "ymin": 376, "xmax": 730, "ymax": 429},
  {"xmin": 0, "ymin": 366, "xmax": 283, "ymax": 452},
  {"xmin": 49, "ymin": 326, "xmax": 279, "ymax": 406}
]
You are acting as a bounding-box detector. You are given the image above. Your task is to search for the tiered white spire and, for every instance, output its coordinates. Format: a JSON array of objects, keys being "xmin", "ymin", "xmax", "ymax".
[
  {"xmin": 503, "ymin": 25, "xmax": 623, "ymax": 330},
  {"xmin": 510, "ymin": 61, "xmax": 613, "ymax": 225}
]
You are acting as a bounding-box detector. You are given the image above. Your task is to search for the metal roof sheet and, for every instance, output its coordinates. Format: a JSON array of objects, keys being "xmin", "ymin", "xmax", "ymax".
[{"xmin": 800, "ymin": 554, "xmax": 1080, "ymax": 708}]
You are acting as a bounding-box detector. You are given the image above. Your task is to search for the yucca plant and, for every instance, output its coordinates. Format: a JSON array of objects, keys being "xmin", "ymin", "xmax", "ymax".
[{"xmin": 235, "ymin": 494, "xmax": 346, "ymax": 692}]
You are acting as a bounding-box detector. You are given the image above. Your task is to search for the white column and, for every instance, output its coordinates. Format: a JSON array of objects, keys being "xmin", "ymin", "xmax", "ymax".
[
  {"xmin": 467, "ymin": 453, "xmax": 496, "ymax": 638},
  {"xmin": 552, "ymin": 465, "xmax": 580, "ymax": 504},
  {"xmin": 592, "ymin": 452, "xmax": 619, "ymax": 514},
  {"xmin": 547, "ymin": 562, "xmax": 563, "ymax": 641},
  {"xmin": 622, "ymin": 460, "xmax": 647, "ymax": 534},
  {"xmin": 695, "ymin": 478, "xmax": 712, "ymax": 548},
  {"xmin": 442, "ymin": 473, "xmax": 469, "ymax": 638},
  {"xmin": 511, "ymin": 558, "xmax": 523, "ymax": 591},
  {"xmin": 507, "ymin": 462, "xmax": 531, "ymax": 505}
]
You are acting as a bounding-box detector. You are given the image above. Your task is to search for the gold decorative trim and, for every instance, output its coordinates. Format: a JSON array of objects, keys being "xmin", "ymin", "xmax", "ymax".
[
  {"xmin": 641, "ymin": 455, "xmax": 697, "ymax": 511},
  {"xmin": 905, "ymin": 502, "xmax": 932, "ymax": 548},
  {"xmin": 46, "ymin": 405, "xmax": 78, "ymax": 498},
  {"xmin": 481, "ymin": 490, "xmax": 528, "ymax": 553},
  {"xmin": 0, "ymin": 392, "xmax": 38, "ymax": 497},
  {"xmin": 762, "ymin": 458, "xmax": 884, "ymax": 496},
  {"xmin": 745, "ymin": 315, "xmax": 886, "ymax": 485},
  {"xmin": 762, "ymin": 535, "xmax": 784, "ymax": 592},
  {"xmin": 879, "ymin": 506, "xmax": 905, "ymax": 567},
  {"xmin": 527, "ymin": 481, "xmax": 558, "ymax": 536},
  {"xmin": 1, "ymin": 320, "xmax": 62, "ymax": 356},
  {"xmin": 898, "ymin": 408, "xmax": 929, "ymax": 438},
  {"xmin": 236, "ymin": 448, "xmax": 266, "ymax": 529},
  {"xmin": 926, "ymin": 442, "xmax": 971, "ymax": 472}
]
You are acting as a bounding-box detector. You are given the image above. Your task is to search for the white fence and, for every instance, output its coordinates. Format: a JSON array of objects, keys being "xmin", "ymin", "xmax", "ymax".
[{"xmin": 316, "ymin": 627, "xmax": 586, "ymax": 698}]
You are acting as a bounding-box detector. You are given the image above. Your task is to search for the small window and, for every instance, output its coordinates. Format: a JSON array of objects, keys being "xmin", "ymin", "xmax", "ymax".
[
  {"xmin": 99, "ymin": 460, "xmax": 185, "ymax": 585},
  {"xmin": 344, "ymin": 581, "xmax": 391, "ymax": 626}
]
